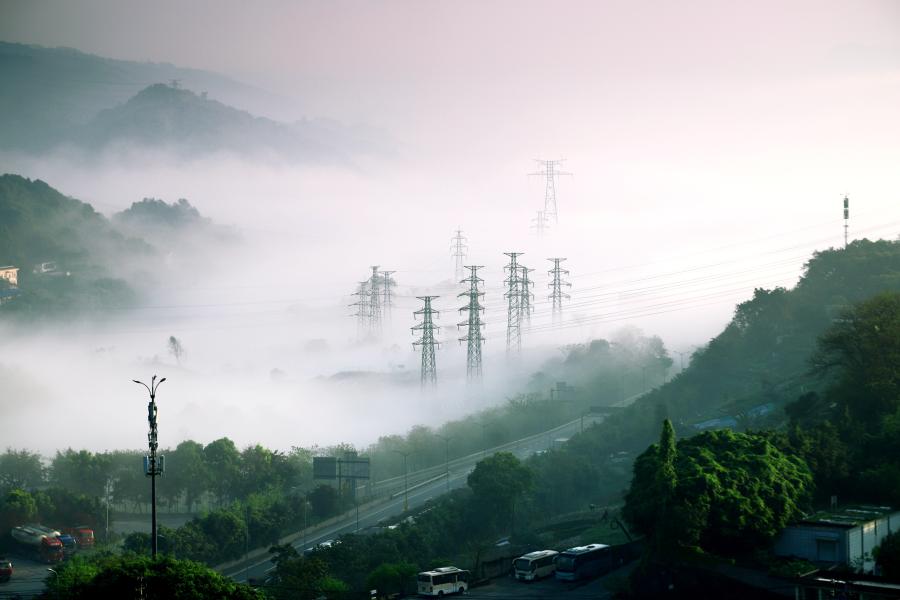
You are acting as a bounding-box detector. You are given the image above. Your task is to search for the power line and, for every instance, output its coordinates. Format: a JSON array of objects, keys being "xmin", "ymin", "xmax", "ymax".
[{"xmin": 412, "ymin": 296, "xmax": 440, "ymax": 386}]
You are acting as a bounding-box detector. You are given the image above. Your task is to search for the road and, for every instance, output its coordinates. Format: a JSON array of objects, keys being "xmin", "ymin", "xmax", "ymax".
[
  {"xmin": 223, "ymin": 411, "xmax": 613, "ymax": 583},
  {"xmin": 0, "ymin": 555, "xmax": 54, "ymax": 599}
]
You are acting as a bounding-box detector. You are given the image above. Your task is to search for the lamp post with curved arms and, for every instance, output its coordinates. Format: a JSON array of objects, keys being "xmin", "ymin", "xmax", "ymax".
[
  {"xmin": 392, "ymin": 450, "xmax": 409, "ymax": 512},
  {"xmin": 133, "ymin": 374, "xmax": 166, "ymax": 559},
  {"xmin": 436, "ymin": 435, "xmax": 452, "ymax": 493}
]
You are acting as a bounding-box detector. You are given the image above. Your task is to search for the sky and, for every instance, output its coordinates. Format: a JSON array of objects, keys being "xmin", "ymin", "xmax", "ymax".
[{"xmin": 1, "ymin": 0, "xmax": 899, "ymax": 453}]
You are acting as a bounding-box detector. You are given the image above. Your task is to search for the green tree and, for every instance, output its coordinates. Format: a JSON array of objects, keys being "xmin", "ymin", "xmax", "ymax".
[
  {"xmin": 0, "ymin": 488, "xmax": 37, "ymax": 531},
  {"xmin": 874, "ymin": 531, "xmax": 900, "ymax": 579},
  {"xmin": 0, "ymin": 448, "xmax": 45, "ymax": 492},
  {"xmin": 203, "ymin": 438, "xmax": 241, "ymax": 505},
  {"xmin": 467, "ymin": 452, "xmax": 533, "ymax": 521},
  {"xmin": 309, "ymin": 484, "xmax": 339, "ymax": 519},
  {"xmin": 624, "ymin": 428, "xmax": 812, "ymax": 556},
  {"xmin": 366, "ymin": 561, "xmax": 417, "ymax": 597},
  {"xmin": 41, "ymin": 553, "xmax": 261, "ymax": 599}
]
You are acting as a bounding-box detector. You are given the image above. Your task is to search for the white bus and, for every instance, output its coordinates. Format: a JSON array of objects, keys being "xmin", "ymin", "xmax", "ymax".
[
  {"xmin": 417, "ymin": 566, "xmax": 470, "ymax": 596},
  {"xmin": 555, "ymin": 543, "xmax": 612, "ymax": 581},
  {"xmin": 513, "ymin": 549, "xmax": 559, "ymax": 581}
]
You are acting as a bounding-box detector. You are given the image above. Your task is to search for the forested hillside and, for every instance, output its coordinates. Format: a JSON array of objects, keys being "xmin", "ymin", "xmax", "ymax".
[{"xmin": 525, "ymin": 239, "xmax": 900, "ymax": 513}]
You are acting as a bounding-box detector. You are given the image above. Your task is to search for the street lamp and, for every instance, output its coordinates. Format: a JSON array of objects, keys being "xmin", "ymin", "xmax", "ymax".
[
  {"xmin": 133, "ymin": 374, "xmax": 166, "ymax": 559},
  {"xmin": 436, "ymin": 435, "xmax": 452, "ymax": 493},
  {"xmin": 392, "ymin": 450, "xmax": 409, "ymax": 512}
]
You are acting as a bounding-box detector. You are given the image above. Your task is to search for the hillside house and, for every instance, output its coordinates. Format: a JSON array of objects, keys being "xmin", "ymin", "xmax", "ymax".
[{"xmin": 774, "ymin": 505, "xmax": 899, "ymax": 573}]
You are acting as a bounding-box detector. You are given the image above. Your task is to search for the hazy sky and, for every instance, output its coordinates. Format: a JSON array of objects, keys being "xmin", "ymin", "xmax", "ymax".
[{"xmin": 2, "ymin": 1, "xmax": 900, "ymax": 452}]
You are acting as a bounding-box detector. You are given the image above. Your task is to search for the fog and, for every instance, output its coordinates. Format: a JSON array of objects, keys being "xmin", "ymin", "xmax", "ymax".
[{"xmin": 1, "ymin": 1, "xmax": 900, "ymax": 455}]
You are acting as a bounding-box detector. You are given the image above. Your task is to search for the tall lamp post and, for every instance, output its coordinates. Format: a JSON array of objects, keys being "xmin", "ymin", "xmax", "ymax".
[
  {"xmin": 392, "ymin": 450, "xmax": 409, "ymax": 512},
  {"xmin": 436, "ymin": 435, "xmax": 452, "ymax": 493},
  {"xmin": 134, "ymin": 375, "xmax": 166, "ymax": 559}
]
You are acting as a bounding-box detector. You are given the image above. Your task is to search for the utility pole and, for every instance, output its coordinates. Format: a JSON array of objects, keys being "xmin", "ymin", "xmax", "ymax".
[
  {"xmin": 504, "ymin": 253, "xmax": 524, "ymax": 354},
  {"xmin": 450, "ymin": 228, "xmax": 468, "ymax": 282},
  {"xmin": 412, "ymin": 296, "xmax": 440, "ymax": 386},
  {"xmin": 519, "ymin": 266, "xmax": 535, "ymax": 325},
  {"xmin": 843, "ymin": 195, "xmax": 850, "ymax": 248},
  {"xmin": 458, "ymin": 265, "xmax": 485, "ymax": 382},
  {"xmin": 529, "ymin": 159, "xmax": 572, "ymax": 224},
  {"xmin": 548, "ymin": 258, "xmax": 571, "ymax": 325},
  {"xmin": 369, "ymin": 266, "xmax": 382, "ymax": 335},
  {"xmin": 531, "ymin": 211, "xmax": 550, "ymax": 237},
  {"xmin": 381, "ymin": 270, "xmax": 396, "ymax": 324},
  {"xmin": 675, "ymin": 350, "xmax": 689, "ymax": 372},
  {"xmin": 133, "ymin": 375, "xmax": 166, "ymax": 559}
]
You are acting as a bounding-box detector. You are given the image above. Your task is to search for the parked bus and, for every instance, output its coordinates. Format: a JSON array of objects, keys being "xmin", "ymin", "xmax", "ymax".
[
  {"xmin": 513, "ymin": 549, "xmax": 559, "ymax": 581},
  {"xmin": 417, "ymin": 566, "xmax": 469, "ymax": 596},
  {"xmin": 555, "ymin": 543, "xmax": 612, "ymax": 581}
]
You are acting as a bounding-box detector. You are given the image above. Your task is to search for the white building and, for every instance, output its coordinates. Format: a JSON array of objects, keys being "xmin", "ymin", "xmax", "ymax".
[{"xmin": 774, "ymin": 505, "xmax": 900, "ymax": 573}]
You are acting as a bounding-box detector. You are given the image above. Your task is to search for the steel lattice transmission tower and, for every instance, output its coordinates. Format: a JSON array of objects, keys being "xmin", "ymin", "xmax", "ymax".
[
  {"xmin": 529, "ymin": 159, "xmax": 572, "ymax": 224},
  {"xmin": 349, "ymin": 280, "xmax": 370, "ymax": 339},
  {"xmin": 458, "ymin": 265, "xmax": 485, "ymax": 381},
  {"xmin": 519, "ymin": 266, "xmax": 535, "ymax": 325},
  {"xmin": 368, "ymin": 266, "xmax": 382, "ymax": 335},
  {"xmin": 381, "ymin": 270, "xmax": 396, "ymax": 324},
  {"xmin": 450, "ymin": 229, "xmax": 468, "ymax": 282},
  {"xmin": 504, "ymin": 252, "xmax": 524, "ymax": 353},
  {"xmin": 531, "ymin": 211, "xmax": 550, "ymax": 237},
  {"xmin": 412, "ymin": 296, "xmax": 440, "ymax": 386},
  {"xmin": 548, "ymin": 258, "xmax": 571, "ymax": 325}
]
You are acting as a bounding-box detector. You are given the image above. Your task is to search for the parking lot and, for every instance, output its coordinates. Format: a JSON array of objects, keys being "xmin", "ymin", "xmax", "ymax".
[
  {"xmin": 465, "ymin": 563, "xmax": 635, "ymax": 599},
  {"xmin": 0, "ymin": 555, "xmax": 51, "ymax": 598}
]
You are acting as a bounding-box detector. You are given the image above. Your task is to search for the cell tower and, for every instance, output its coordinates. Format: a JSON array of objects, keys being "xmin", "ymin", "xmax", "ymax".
[
  {"xmin": 548, "ymin": 258, "xmax": 571, "ymax": 325},
  {"xmin": 458, "ymin": 265, "xmax": 485, "ymax": 381},
  {"xmin": 529, "ymin": 159, "xmax": 572, "ymax": 224},
  {"xmin": 843, "ymin": 195, "xmax": 849, "ymax": 248},
  {"xmin": 382, "ymin": 270, "xmax": 396, "ymax": 323},
  {"xmin": 504, "ymin": 252, "xmax": 524, "ymax": 353},
  {"xmin": 369, "ymin": 266, "xmax": 382, "ymax": 335},
  {"xmin": 412, "ymin": 296, "xmax": 440, "ymax": 386},
  {"xmin": 519, "ymin": 266, "xmax": 535, "ymax": 325},
  {"xmin": 531, "ymin": 211, "xmax": 550, "ymax": 237},
  {"xmin": 349, "ymin": 280, "xmax": 370, "ymax": 339},
  {"xmin": 450, "ymin": 229, "xmax": 468, "ymax": 282}
]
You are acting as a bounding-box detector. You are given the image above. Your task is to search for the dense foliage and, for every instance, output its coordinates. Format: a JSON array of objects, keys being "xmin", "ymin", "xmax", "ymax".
[
  {"xmin": 623, "ymin": 422, "xmax": 812, "ymax": 556},
  {"xmin": 40, "ymin": 553, "xmax": 261, "ymax": 599},
  {"xmin": 874, "ymin": 531, "xmax": 900, "ymax": 580}
]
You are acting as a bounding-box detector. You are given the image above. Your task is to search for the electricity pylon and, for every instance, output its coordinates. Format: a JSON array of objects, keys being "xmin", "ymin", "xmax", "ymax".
[
  {"xmin": 458, "ymin": 265, "xmax": 485, "ymax": 382},
  {"xmin": 381, "ymin": 270, "xmax": 396, "ymax": 324},
  {"xmin": 504, "ymin": 252, "xmax": 524, "ymax": 353},
  {"xmin": 369, "ymin": 266, "xmax": 382, "ymax": 335},
  {"xmin": 349, "ymin": 280, "xmax": 370, "ymax": 339},
  {"xmin": 412, "ymin": 296, "xmax": 440, "ymax": 386},
  {"xmin": 529, "ymin": 159, "xmax": 572, "ymax": 224},
  {"xmin": 519, "ymin": 266, "xmax": 535, "ymax": 325},
  {"xmin": 548, "ymin": 258, "xmax": 571, "ymax": 325},
  {"xmin": 450, "ymin": 229, "xmax": 468, "ymax": 282},
  {"xmin": 531, "ymin": 211, "xmax": 550, "ymax": 237}
]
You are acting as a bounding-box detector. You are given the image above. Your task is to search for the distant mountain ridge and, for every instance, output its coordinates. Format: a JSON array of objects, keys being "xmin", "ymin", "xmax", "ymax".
[{"xmin": 0, "ymin": 41, "xmax": 391, "ymax": 161}]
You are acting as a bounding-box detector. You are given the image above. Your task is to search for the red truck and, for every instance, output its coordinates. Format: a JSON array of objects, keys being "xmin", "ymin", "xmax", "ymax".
[
  {"xmin": 10, "ymin": 525, "xmax": 64, "ymax": 563},
  {"xmin": 63, "ymin": 526, "xmax": 96, "ymax": 548}
]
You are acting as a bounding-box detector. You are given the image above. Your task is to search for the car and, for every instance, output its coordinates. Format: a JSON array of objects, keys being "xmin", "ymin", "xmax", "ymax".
[{"xmin": 0, "ymin": 557, "xmax": 13, "ymax": 582}]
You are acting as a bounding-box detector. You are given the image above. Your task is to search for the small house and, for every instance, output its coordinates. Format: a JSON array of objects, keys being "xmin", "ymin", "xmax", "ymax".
[{"xmin": 774, "ymin": 505, "xmax": 899, "ymax": 573}]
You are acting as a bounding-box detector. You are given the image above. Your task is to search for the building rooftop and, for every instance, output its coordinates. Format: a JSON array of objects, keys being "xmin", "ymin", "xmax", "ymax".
[
  {"xmin": 799, "ymin": 505, "xmax": 895, "ymax": 528},
  {"xmin": 0, "ymin": 266, "xmax": 19, "ymax": 270}
]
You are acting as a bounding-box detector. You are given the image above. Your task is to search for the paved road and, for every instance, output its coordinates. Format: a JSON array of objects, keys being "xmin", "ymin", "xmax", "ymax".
[
  {"xmin": 0, "ymin": 555, "xmax": 54, "ymax": 599},
  {"xmin": 224, "ymin": 412, "xmax": 611, "ymax": 583}
]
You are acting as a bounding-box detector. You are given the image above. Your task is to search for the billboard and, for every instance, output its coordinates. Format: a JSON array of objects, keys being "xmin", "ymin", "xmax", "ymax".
[{"xmin": 313, "ymin": 456, "xmax": 338, "ymax": 480}]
